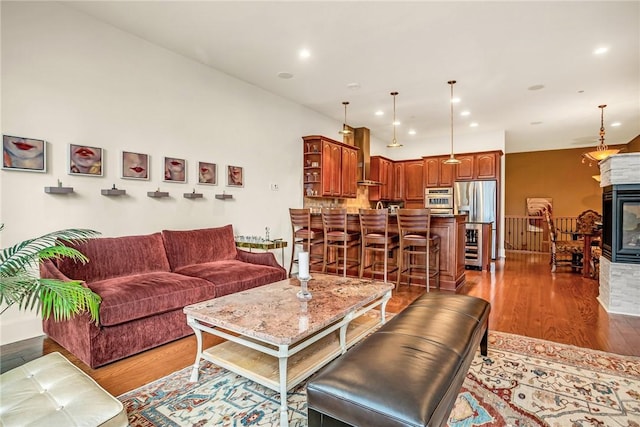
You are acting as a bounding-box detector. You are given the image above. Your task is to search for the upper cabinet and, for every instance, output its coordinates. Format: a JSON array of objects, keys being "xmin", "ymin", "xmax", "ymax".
[
  {"xmin": 454, "ymin": 155, "xmax": 475, "ymax": 180},
  {"xmin": 302, "ymin": 135, "xmax": 358, "ymax": 199},
  {"xmin": 424, "ymin": 156, "xmax": 455, "ymax": 188},
  {"xmin": 476, "ymin": 152, "xmax": 500, "ymax": 179},
  {"xmin": 425, "ymin": 151, "xmax": 502, "ymax": 186},
  {"xmin": 403, "ymin": 160, "xmax": 424, "ymax": 202},
  {"xmin": 392, "ymin": 161, "xmax": 405, "ymax": 200},
  {"xmin": 369, "ymin": 156, "xmax": 393, "ymax": 201},
  {"xmin": 341, "ymin": 146, "xmax": 358, "ymax": 198}
]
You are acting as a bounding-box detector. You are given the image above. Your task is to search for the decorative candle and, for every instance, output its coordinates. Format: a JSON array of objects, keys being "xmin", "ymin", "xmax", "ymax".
[{"xmin": 299, "ymin": 252, "xmax": 310, "ymax": 278}]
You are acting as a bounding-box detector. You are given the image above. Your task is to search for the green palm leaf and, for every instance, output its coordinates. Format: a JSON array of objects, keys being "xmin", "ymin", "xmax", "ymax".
[{"xmin": 0, "ymin": 225, "xmax": 102, "ymax": 324}]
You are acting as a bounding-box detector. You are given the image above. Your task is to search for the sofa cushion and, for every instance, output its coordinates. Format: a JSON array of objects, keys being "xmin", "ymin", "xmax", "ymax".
[
  {"xmin": 88, "ymin": 272, "xmax": 215, "ymax": 326},
  {"xmin": 56, "ymin": 233, "xmax": 171, "ymax": 282},
  {"xmin": 162, "ymin": 225, "xmax": 238, "ymax": 271},
  {"xmin": 175, "ymin": 260, "xmax": 285, "ymax": 297}
]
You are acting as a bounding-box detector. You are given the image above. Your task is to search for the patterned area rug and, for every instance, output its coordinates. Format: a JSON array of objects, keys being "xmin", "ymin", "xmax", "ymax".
[{"xmin": 118, "ymin": 331, "xmax": 640, "ymax": 426}]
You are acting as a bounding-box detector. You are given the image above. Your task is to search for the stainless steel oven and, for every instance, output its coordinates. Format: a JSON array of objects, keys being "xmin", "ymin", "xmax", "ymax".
[{"xmin": 424, "ymin": 187, "xmax": 454, "ymax": 215}]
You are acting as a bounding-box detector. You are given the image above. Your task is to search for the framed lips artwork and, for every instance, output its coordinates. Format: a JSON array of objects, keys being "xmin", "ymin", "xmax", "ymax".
[
  {"xmin": 2, "ymin": 135, "xmax": 46, "ymax": 172},
  {"xmin": 69, "ymin": 144, "xmax": 103, "ymax": 176},
  {"xmin": 163, "ymin": 156, "xmax": 187, "ymax": 183},
  {"xmin": 121, "ymin": 151, "xmax": 150, "ymax": 180},
  {"xmin": 197, "ymin": 161, "xmax": 217, "ymax": 185}
]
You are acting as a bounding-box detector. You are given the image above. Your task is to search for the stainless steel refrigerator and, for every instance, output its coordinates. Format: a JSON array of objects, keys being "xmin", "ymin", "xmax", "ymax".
[{"xmin": 454, "ymin": 180, "xmax": 497, "ymax": 259}]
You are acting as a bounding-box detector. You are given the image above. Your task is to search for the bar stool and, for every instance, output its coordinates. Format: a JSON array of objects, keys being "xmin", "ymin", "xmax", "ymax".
[
  {"xmin": 358, "ymin": 208, "xmax": 399, "ymax": 283},
  {"xmin": 289, "ymin": 208, "xmax": 324, "ymax": 277},
  {"xmin": 321, "ymin": 208, "xmax": 361, "ymax": 277},
  {"xmin": 396, "ymin": 208, "xmax": 440, "ymax": 291}
]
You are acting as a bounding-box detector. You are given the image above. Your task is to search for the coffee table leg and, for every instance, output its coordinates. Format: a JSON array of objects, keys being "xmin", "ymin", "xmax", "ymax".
[
  {"xmin": 278, "ymin": 352, "xmax": 289, "ymax": 427},
  {"xmin": 187, "ymin": 316, "xmax": 203, "ymax": 382}
]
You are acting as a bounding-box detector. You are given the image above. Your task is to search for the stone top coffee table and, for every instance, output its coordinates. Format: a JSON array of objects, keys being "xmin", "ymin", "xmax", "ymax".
[{"xmin": 184, "ymin": 274, "xmax": 393, "ymax": 427}]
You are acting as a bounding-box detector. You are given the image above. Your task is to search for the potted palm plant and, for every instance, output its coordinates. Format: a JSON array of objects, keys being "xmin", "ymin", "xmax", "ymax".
[{"xmin": 0, "ymin": 224, "xmax": 102, "ymax": 323}]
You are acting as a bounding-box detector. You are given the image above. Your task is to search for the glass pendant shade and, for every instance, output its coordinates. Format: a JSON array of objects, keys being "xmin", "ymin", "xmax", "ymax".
[
  {"xmin": 581, "ymin": 104, "xmax": 619, "ymax": 166},
  {"xmin": 338, "ymin": 101, "xmax": 352, "ymax": 135}
]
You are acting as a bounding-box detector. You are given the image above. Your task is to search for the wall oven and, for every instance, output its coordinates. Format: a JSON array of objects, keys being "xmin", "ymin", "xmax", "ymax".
[{"xmin": 425, "ymin": 187, "xmax": 454, "ymax": 215}]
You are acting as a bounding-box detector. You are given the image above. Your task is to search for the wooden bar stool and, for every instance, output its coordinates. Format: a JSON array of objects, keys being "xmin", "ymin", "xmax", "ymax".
[
  {"xmin": 289, "ymin": 208, "xmax": 324, "ymax": 277},
  {"xmin": 396, "ymin": 208, "xmax": 440, "ymax": 291},
  {"xmin": 358, "ymin": 208, "xmax": 399, "ymax": 283},
  {"xmin": 321, "ymin": 208, "xmax": 361, "ymax": 277}
]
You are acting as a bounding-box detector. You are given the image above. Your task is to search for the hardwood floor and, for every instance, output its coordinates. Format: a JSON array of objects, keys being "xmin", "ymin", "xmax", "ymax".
[{"xmin": 2, "ymin": 252, "xmax": 639, "ymax": 398}]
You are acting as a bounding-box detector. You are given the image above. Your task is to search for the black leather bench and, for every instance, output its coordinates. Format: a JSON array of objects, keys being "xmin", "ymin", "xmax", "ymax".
[{"xmin": 306, "ymin": 293, "xmax": 490, "ymax": 427}]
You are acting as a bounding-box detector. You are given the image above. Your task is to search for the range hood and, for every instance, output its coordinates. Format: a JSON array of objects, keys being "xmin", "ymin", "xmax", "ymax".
[{"xmin": 353, "ymin": 127, "xmax": 382, "ymax": 186}]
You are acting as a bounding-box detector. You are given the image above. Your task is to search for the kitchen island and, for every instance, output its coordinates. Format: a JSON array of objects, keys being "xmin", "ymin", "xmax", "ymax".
[{"xmin": 309, "ymin": 212, "xmax": 466, "ymax": 291}]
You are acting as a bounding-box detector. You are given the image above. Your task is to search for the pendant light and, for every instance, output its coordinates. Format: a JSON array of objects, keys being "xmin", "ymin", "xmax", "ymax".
[
  {"xmin": 581, "ymin": 104, "xmax": 619, "ymax": 166},
  {"xmin": 387, "ymin": 91, "xmax": 403, "ymax": 148},
  {"xmin": 443, "ymin": 80, "xmax": 461, "ymax": 164},
  {"xmin": 338, "ymin": 101, "xmax": 352, "ymax": 135}
]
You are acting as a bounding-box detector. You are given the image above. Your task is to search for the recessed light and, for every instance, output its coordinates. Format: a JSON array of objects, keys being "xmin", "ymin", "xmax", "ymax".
[
  {"xmin": 299, "ymin": 49, "xmax": 311, "ymax": 59},
  {"xmin": 347, "ymin": 82, "xmax": 361, "ymax": 90},
  {"xmin": 470, "ymin": 122, "xmax": 479, "ymax": 127},
  {"xmin": 375, "ymin": 110, "xmax": 384, "ymax": 116},
  {"xmin": 277, "ymin": 71, "xmax": 294, "ymax": 79},
  {"xmin": 528, "ymin": 84, "xmax": 545, "ymax": 91},
  {"xmin": 408, "ymin": 129, "xmax": 416, "ymax": 135},
  {"xmin": 593, "ymin": 46, "xmax": 609, "ymax": 55},
  {"xmin": 611, "ymin": 122, "xmax": 621, "ymax": 127},
  {"xmin": 393, "ymin": 120, "xmax": 401, "ymax": 126},
  {"xmin": 460, "ymin": 111, "xmax": 470, "ymax": 117},
  {"xmin": 451, "ymin": 97, "xmax": 461, "ymax": 104}
]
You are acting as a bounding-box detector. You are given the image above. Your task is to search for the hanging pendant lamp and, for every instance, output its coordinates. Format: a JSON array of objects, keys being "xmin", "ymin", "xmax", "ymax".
[
  {"xmin": 443, "ymin": 80, "xmax": 461, "ymax": 164},
  {"xmin": 581, "ymin": 104, "xmax": 619, "ymax": 166},
  {"xmin": 338, "ymin": 101, "xmax": 352, "ymax": 135},
  {"xmin": 387, "ymin": 91, "xmax": 403, "ymax": 148}
]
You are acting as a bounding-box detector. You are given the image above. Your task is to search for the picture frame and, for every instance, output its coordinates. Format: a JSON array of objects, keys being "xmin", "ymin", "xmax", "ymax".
[
  {"xmin": 2, "ymin": 135, "xmax": 46, "ymax": 172},
  {"xmin": 164, "ymin": 157, "xmax": 187, "ymax": 183},
  {"xmin": 121, "ymin": 151, "xmax": 150, "ymax": 180},
  {"xmin": 197, "ymin": 161, "xmax": 217, "ymax": 185},
  {"xmin": 226, "ymin": 165, "xmax": 244, "ymax": 187},
  {"xmin": 68, "ymin": 144, "xmax": 103, "ymax": 176}
]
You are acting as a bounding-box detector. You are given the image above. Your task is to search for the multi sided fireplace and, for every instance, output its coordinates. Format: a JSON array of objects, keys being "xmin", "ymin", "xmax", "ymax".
[{"xmin": 602, "ymin": 184, "xmax": 640, "ymax": 263}]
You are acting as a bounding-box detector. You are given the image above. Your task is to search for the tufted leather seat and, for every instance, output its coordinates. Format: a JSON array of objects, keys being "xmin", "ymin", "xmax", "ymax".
[
  {"xmin": 307, "ymin": 293, "xmax": 490, "ymax": 427},
  {"xmin": 0, "ymin": 352, "xmax": 128, "ymax": 427}
]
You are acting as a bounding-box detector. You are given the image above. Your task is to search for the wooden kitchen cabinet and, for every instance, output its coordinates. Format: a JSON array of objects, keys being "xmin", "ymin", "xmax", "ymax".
[
  {"xmin": 403, "ymin": 160, "xmax": 424, "ymax": 203},
  {"xmin": 323, "ymin": 140, "xmax": 341, "ymax": 196},
  {"xmin": 368, "ymin": 156, "xmax": 393, "ymax": 201},
  {"xmin": 341, "ymin": 146, "xmax": 358, "ymax": 197},
  {"xmin": 392, "ymin": 162, "xmax": 404, "ymax": 200},
  {"xmin": 455, "ymin": 155, "xmax": 475, "ymax": 180},
  {"xmin": 454, "ymin": 151, "xmax": 501, "ymax": 181},
  {"xmin": 302, "ymin": 135, "xmax": 357, "ymax": 199},
  {"xmin": 476, "ymin": 152, "xmax": 500, "ymax": 179},
  {"xmin": 424, "ymin": 156, "xmax": 455, "ymax": 188},
  {"xmin": 424, "ymin": 157, "xmax": 440, "ymax": 187}
]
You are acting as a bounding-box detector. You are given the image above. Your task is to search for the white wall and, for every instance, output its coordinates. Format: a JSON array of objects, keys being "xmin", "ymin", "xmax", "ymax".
[{"xmin": 0, "ymin": 2, "xmax": 340, "ymax": 344}]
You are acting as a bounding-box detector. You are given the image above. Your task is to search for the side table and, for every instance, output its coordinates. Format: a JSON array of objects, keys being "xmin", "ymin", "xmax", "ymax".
[{"xmin": 235, "ymin": 239, "xmax": 288, "ymax": 267}]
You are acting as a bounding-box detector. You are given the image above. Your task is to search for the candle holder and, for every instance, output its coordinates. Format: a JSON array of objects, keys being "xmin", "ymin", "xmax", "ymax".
[{"xmin": 297, "ymin": 276, "xmax": 312, "ymax": 301}]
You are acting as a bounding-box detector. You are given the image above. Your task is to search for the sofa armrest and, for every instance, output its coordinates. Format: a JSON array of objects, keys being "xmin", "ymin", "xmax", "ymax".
[
  {"xmin": 236, "ymin": 249, "xmax": 285, "ymax": 271},
  {"xmin": 40, "ymin": 259, "xmax": 74, "ymax": 282}
]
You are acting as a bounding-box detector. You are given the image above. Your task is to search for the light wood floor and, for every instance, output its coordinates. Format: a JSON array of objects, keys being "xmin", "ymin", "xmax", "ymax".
[{"xmin": 2, "ymin": 252, "xmax": 639, "ymax": 397}]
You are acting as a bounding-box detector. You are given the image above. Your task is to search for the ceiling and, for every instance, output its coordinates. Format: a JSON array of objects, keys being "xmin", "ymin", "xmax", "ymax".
[{"xmin": 63, "ymin": 1, "xmax": 640, "ymax": 154}]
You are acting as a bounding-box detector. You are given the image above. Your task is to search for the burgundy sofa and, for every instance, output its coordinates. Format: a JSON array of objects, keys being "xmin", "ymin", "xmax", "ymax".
[{"xmin": 40, "ymin": 224, "xmax": 286, "ymax": 368}]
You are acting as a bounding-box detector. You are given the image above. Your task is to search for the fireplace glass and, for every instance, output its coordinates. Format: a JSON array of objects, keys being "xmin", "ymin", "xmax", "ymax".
[{"xmin": 602, "ymin": 184, "xmax": 640, "ymax": 263}]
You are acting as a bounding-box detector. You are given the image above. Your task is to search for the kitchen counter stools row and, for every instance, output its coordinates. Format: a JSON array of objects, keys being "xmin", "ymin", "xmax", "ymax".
[{"xmin": 289, "ymin": 208, "xmax": 442, "ymax": 290}]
